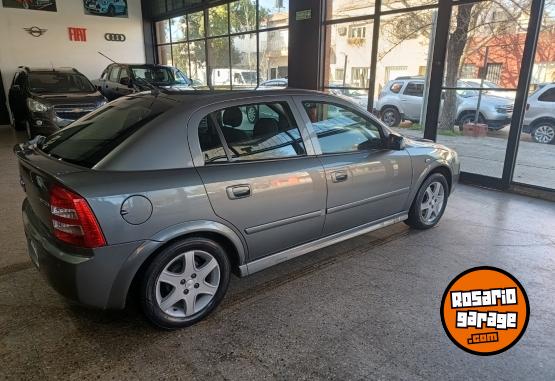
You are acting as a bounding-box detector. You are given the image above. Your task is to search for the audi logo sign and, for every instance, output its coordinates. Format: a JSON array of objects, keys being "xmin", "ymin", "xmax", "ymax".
[{"xmin": 104, "ymin": 33, "xmax": 126, "ymax": 42}]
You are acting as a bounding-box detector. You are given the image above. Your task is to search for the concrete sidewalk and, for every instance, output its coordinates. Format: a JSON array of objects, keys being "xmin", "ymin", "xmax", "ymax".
[{"xmin": 393, "ymin": 127, "xmax": 555, "ymax": 189}]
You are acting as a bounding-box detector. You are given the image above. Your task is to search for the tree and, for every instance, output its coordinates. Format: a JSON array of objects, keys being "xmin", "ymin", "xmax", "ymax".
[
  {"xmin": 439, "ymin": 3, "xmax": 475, "ymax": 131},
  {"xmin": 379, "ymin": 1, "xmax": 533, "ymax": 131}
]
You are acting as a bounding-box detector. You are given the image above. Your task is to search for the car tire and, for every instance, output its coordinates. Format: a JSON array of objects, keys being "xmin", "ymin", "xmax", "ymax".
[
  {"xmin": 405, "ymin": 173, "xmax": 449, "ymax": 230},
  {"xmin": 141, "ymin": 237, "xmax": 231, "ymax": 330},
  {"xmin": 246, "ymin": 106, "xmax": 258, "ymax": 123},
  {"xmin": 531, "ymin": 123, "xmax": 555, "ymax": 144},
  {"xmin": 381, "ymin": 107, "xmax": 401, "ymax": 127},
  {"xmin": 458, "ymin": 112, "xmax": 485, "ymax": 127}
]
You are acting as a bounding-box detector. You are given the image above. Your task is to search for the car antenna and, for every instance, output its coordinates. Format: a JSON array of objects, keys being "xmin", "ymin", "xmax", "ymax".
[
  {"xmin": 97, "ymin": 51, "xmax": 160, "ymax": 96},
  {"xmin": 98, "ymin": 51, "xmax": 117, "ymax": 63}
]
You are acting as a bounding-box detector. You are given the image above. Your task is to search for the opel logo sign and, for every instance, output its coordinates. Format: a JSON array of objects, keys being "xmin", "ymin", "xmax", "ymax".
[
  {"xmin": 104, "ymin": 33, "xmax": 126, "ymax": 42},
  {"xmin": 24, "ymin": 26, "xmax": 47, "ymax": 37}
]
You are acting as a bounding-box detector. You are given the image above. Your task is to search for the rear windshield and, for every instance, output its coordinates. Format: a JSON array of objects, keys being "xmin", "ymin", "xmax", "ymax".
[
  {"xmin": 40, "ymin": 95, "xmax": 174, "ymax": 168},
  {"xmin": 28, "ymin": 72, "xmax": 96, "ymax": 93}
]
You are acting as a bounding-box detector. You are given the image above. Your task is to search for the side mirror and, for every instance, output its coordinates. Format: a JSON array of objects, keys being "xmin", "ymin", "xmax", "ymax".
[{"xmin": 386, "ymin": 133, "xmax": 405, "ymax": 150}]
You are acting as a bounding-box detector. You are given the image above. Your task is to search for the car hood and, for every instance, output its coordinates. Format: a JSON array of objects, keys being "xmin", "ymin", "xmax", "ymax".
[
  {"xmin": 31, "ymin": 91, "xmax": 106, "ymax": 106},
  {"xmin": 158, "ymin": 84, "xmax": 195, "ymax": 91},
  {"xmin": 403, "ymin": 136, "xmax": 453, "ymax": 152}
]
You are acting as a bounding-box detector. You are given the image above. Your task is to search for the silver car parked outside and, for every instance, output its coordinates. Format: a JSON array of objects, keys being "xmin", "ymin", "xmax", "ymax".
[
  {"xmin": 522, "ymin": 83, "xmax": 555, "ymax": 144},
  {"xmin": 16, "ymin": 90, "xmax": 459, "ymax": 329}
]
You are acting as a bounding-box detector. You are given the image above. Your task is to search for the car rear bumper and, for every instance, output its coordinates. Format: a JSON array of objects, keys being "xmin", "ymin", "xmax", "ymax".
[{"xmin": 22, "ymin": 198, "xmax": 145, "ymax": 309}]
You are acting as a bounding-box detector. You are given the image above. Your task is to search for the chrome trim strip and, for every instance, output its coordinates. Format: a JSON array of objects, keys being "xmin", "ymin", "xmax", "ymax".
[
  {"xmin": 327, "ymin": 187, "xmax": 410, "ymax": 215},
  {"xmin": 244, "ymin": 210, "xmax": 324, "ymax": 235},
  {"xmin": 240, "ymin": 212, "xmax": 408, "ymax": 276}
]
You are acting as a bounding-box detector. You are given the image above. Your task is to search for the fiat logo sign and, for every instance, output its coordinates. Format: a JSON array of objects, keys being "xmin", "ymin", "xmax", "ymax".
[{"xmin": 104, "ymin": 33, "xmax": 126, "ymax": 42}]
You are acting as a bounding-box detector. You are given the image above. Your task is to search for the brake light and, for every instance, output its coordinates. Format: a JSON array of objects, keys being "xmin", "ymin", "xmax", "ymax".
[{"xmin": 49, "ymin": 185, "xmax": 106, "ymax": 248}]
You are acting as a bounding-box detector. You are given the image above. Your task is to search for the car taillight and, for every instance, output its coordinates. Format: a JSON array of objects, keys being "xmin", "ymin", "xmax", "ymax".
[{"xmin": 49, "ymin": 184, "xmax": 106, "ymax": 248}]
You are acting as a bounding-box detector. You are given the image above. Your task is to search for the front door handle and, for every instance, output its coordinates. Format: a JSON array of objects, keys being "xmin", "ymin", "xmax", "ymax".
[
  {"xmin": 331, "ymin": 171, "xmax": 348, "ymax": 183},
  {"xmin": 226, "ymin": 184, "xmax": 251, "ymax": 199}
]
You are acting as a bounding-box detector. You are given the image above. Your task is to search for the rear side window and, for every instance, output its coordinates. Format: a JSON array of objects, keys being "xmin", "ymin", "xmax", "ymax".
[
  {"xmin": 198, "ymin": 101, "xmax": 305, "ymax": 163},
  {"xmin": 41, "ymin": 95, "xmax": 173, "ymax": 168},
  {"xmin": 538, "ymin": 88, "xmax": 555, "ymax": 102},
  {"xmin": 403, "ymin": 82, "xmax": 424, "ymax": 97}
]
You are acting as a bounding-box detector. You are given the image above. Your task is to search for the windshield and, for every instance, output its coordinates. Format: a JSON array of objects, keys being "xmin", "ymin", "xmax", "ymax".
[
  {"xmin": 40, "ymin": 95, "xmax": 174, "ymax": 168},
  {"xmin": 131, "ymin": 67, "xmax": 191, "ymax": 86},
  {"xmin": 28, "ymin": 72, "xmax": 96, "ymax": 94}
]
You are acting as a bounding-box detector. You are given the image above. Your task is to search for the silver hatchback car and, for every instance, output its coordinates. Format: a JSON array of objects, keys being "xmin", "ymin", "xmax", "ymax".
[{"xmin": 16, "ymin": 90, "xmax": 459, "ymax": 329}]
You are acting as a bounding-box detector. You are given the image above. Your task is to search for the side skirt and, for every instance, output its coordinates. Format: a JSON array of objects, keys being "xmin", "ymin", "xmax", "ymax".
[{"xmin": 238, "ymin": 212, "xmax": 408, "ymax": 276}]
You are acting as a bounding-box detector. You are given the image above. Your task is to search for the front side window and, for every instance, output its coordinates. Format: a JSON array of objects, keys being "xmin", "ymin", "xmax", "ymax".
[
  {"xmin": 108, "ymin": 67, "xmax": 121, "ymax": 82},
  {"xmin": 389, "ymin": 81, "xmax": 403, "ymax": 93},
  {"xmin": 199, "ymin": 101, "xmax": 305, "ymax": 163},
  {"xmin": 303, "ymin": 102, "xmax": 383, "ymax": 154}
]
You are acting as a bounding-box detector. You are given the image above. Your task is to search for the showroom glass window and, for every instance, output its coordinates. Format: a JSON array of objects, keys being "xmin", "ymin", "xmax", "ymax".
[
  {"xmin": 153, "ymin": 0, "xmax": 290, "ymax": 89},
  {"xmin": 323, "ymin": 0, "xmax": 438, "ymax": 136}
]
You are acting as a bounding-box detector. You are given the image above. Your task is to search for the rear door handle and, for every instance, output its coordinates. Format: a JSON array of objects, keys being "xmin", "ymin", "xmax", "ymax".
[
  {"xmin": 331, "ymin": 171, "xmax": 348, "ymax": 183},
  {"xmin": 226, "ymin": 184, "xmax": 251, "ymax": 199}
]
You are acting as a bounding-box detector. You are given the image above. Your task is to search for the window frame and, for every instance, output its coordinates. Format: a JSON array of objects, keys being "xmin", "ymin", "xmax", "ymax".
[
  {"xmin": 295, "ymin": 97, "xmax": 388, "ymax": 156},
  {"xmin": 538, "ymin": 87, "xmax": 555, "ymax": 102},
  {"xmin": 188, "ymin": 96, "xmax": 316, "ymax": 167},
  {"xmin": 403, "ymin": 81, "xmax": 425, "ymax": 97}
]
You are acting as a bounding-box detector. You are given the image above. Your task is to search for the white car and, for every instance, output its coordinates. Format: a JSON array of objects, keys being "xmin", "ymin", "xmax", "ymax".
[{"xmin": 522, "ymin": 83, "xmax": 555, "ymax": 144}]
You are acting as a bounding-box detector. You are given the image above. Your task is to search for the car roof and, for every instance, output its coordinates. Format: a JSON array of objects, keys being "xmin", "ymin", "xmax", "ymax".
[
  {"xmin": 112, "ymin": 63, "xmax": 176, "ymax": 69},
  {"xmin": 162, "ymin": 88, "xmax": 321, "ymax": 104},
  {"xmin": 18, "ymin": 66, "xmax": 80, "ymax": 74}
]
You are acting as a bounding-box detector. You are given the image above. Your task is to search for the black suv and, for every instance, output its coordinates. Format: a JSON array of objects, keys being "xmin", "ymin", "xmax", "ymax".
[
  {"xmin": 8, "ymin": 67, "xmax": 106, "ymax": 138},
  {"xmin": 94, "ymin": 64, "xmax": 193, "ymax": 101}
]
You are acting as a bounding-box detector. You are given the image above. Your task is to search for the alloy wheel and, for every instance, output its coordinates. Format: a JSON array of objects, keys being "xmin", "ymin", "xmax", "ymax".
[
  {"xmin": 247, "ymin": 107, "xmax": 257, "ymax": 123},
  {"xmin": 382, "ymin": 110, "xmax": 396, "ymax": 127},
  {"xmin": 420, "ymin": 181, "xmax": 445, "ymax": 224},
  {"xmin": 155, "ymin": 250, "xmax": 220, "ymax": 318},
  {"xmin": 533, "ymin": 125, "xmax": 555, "ymax": 144}
]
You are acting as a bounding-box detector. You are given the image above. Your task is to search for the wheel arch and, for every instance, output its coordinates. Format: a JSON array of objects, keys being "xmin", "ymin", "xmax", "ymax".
[
  {"xmin": 380, "ymin": 104, "xmax": 401, "ymax": 113},
  {"xmin": 108, "ymin": 220, "xmax": 248, "ymax": 309},
  {"xmin": 456, "ymin": 110, "xmax": 485, "ymax": 123},
  {"xmin": 406, "ymin": 162, "xmax": 453, "ymax": 211},
  {"xmin": 529, "ymin": 117, "xmax": 555, "ymax": 129}
]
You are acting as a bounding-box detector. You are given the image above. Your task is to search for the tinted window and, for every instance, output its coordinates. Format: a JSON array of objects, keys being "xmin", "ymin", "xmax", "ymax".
[
  {"xmin": 27, "ymin": 72, "xmax": 95, "ymax": 93},
  {"xmin": 40, "ymin": 95, "xmax": 173, "ymax": 168},
  {"xmin": 200, "ymin": 102, "xmax": 305, "ymax": 162},
  {"xmin": 108, "ymin": 67, "xmax": 121, "ymax": 82},
  {"xmin": 303, "ymin": 102, "xmax": 382, "ymax": 154},
  {"xmin": 538, "ymin": 88, "xmax": 555, "ymax": 102},
  {"xmin": 404, "ymin": 82, "xmax": 424, "ymax": 97}
]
